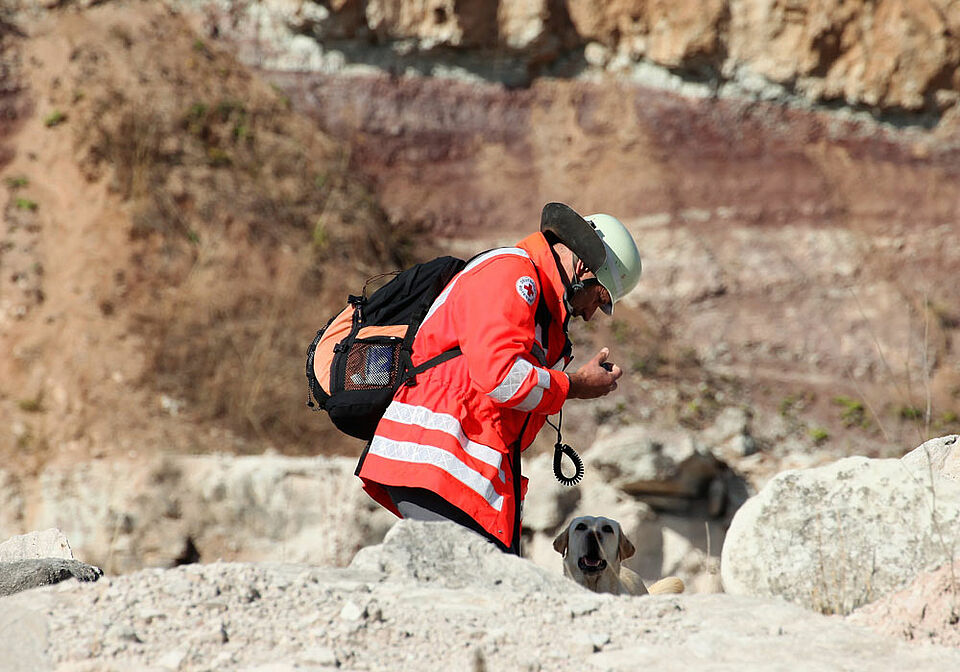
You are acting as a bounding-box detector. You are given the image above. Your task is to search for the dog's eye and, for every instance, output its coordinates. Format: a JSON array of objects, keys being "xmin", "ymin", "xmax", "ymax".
[
  {"xmin": 601, "ymin": 525, "xmax": 614, "ymax": 534},
  {"xmin": 574, "ymin": 522, "xmax": 587, "ymax": 531}
]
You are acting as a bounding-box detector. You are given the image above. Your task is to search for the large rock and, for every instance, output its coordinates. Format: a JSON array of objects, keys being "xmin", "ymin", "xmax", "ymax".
[
  {"xmin": 350, "ymin": 519, "xmax": 579, "ymax": 594},
  {"xmin": 0, "ymin": 529, "xmax": 103, "ymax": 598},
  {"xmin": 721, "ymin": 436, "xmax": 960, "ymax": 614},
  {"xmin": 900, "ymin": 434, "xmax": 960, "ymax": 482},
  {"xmin": 0, "ymin": 529, "xmax": 74, "ymax": 562},
  {"xmin": 1, "ymin": 454, "xmax": 395, "ymax": 574}
]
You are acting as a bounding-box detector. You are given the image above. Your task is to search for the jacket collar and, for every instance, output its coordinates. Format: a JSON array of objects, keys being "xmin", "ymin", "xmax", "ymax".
[{"xmin": 517, "ymin": 232, "xmax": 570, "ymax": 326}]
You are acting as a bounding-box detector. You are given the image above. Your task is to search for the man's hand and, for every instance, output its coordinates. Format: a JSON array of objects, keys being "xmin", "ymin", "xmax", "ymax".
[{"xmin": 567, "ymin": 348, "xmax": 623, "ymax": 399}]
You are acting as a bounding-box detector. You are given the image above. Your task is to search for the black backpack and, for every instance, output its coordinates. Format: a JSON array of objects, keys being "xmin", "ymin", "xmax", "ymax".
[{"xmin": 305, "ymin": 256, "xmax": 466, "ymax": 440}]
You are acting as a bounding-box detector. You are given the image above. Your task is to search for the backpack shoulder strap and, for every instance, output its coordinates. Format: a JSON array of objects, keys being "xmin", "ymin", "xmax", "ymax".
[{"xmin": 403, "ymin": 346, "xmax": 462, "ymax": 383}]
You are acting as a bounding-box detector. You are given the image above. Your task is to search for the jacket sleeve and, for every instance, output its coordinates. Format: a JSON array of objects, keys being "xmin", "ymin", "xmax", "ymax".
[{"xmin": 451, "ymin": 255, "xmax": 569, "ymax": 415}]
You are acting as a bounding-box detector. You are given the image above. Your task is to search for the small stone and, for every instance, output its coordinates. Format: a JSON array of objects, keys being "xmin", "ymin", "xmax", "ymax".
[
  {"xmin": 157, "ymin": 647, "xmax": 187, "ymax": 670},
  {"xmin": 339, "ymin": 601, "xmax": 364, "ymax": 621},
  {"xmin": 299, "ymin": 646, "xmax": 338, "ymax": 666},
  {"xmin": 589, "ymin": 632, "xmax": 611, "ymax": 651}
]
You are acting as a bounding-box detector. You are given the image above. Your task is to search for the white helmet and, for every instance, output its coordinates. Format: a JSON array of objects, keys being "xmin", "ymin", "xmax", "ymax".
[{"xmin": 583, "ymin": 213, "xmax": 642, "ymax": 315}]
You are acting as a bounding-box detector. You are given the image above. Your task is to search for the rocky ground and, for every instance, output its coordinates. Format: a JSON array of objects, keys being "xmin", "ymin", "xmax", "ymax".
[{"xmin": 3, "ymin": 521, "xmax": 960, "ymax": 672}]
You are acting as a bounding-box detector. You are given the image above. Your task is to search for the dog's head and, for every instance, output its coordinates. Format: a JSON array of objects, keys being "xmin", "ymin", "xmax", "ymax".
[{"xmin": 553, "ymin": 515, "xmax": 635, "ymax": 589}]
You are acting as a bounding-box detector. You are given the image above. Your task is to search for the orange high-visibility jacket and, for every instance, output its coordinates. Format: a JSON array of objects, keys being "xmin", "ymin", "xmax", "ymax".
[{"xmin": 356, "ymin": 232, "xmax": 573, "ymax": 548}]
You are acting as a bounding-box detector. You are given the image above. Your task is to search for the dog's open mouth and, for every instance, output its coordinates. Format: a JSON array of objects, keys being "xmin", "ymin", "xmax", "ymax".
[{"xmin": 577, "ymin": 556, "xmax": 607, "ymax": 574}]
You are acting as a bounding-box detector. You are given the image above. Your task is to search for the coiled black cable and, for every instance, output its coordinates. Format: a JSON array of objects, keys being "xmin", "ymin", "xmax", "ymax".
[
  {"xmin": 553, "ymin": 441, "xmax": 584, "ymax": 486},
  {"xmin": 547, "ymin": 409, "xmax": 584, "ymax": 486}
]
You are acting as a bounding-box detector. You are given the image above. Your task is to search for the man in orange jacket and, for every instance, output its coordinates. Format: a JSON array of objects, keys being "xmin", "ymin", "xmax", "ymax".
[{"xmin": 356, "ymin": 203, "xmax": 643, "ymax": 554}]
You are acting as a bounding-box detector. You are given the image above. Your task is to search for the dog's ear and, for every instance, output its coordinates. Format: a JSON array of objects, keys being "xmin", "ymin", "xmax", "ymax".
[
  {"xmin": 617, "ymin": 527, "xmax": 636, "ymax": 561},
  {"xmin": 552, "ymin": 527, "xmax": 569, "ymax": 557}
]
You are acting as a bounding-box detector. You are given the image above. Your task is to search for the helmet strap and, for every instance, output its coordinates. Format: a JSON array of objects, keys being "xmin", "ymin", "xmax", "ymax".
[
  {"xmin": 548, "ymin": 243, "xmax": 588, "ymax": 315},
  {"xmin": 569, "ymin": 253, "xmax": 584, "ymax": 293}
]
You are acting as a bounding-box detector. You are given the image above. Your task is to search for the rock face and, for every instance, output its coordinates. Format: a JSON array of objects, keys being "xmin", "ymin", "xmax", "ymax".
[
  {"xmin": 0, "ymin": 455, "xmax": 395, "ymax": 574},
  {"xmin": 3, "ymin": 520, "xmax": 960, "ymax": 672},
  {"xmin": 191, "ymin": 0, "xmax": 960, "ymax": 116},
  {"xmin": 721, "ymin": 435, "xmax": 960, "ymax": 614}
]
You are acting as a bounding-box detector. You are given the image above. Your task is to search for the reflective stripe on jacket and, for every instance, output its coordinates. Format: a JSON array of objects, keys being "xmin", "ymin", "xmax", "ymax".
[{"xmin": 356, "ymin": 232, "xmax": 572, "ymax": 547}]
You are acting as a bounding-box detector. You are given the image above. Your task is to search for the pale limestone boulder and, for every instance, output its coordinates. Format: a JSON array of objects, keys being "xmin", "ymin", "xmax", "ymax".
[
  {"xmin": 581, "ymin": 425, "xmax": 702, "ymax": 487},
  {"xmin": 0, "ymin": 529, "xmax": 74, "ymax": 561},
  {"xmin": 581, "ymin": 425, "xmax": 734, "ymax": 510},
  {"xmin": 350, "ymin": 519, "xmax": 579, "ymax": 594},
  {"xmin": 700, "ymin": 406, "xmax": 758, "ymax": 461},
  {"xmin": 899, "ymin": 434, "xmax": 960, "ymax": 482},
  {"xmin": 721, "ymin": 441, "xmax": 960, "ymax": 614},
  {"xmin": 22, "ymin": 454, "xmax": 394, "ymax": 573}
]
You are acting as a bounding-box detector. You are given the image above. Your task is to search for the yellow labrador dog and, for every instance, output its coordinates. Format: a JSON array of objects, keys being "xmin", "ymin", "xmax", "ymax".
[{"xmin": 553, "ymin": 515, "xmax": 684, "ymax": 596}]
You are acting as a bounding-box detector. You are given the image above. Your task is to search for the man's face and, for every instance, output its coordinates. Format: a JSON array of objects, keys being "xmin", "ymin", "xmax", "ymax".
[{"xmin": 568, "ymin": 277, "xmax": 612, "ymax": 321}]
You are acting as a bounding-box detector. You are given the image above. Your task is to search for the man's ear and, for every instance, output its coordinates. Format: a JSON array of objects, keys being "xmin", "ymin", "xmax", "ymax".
[
  {"xmin": 617, "ymin": 527, "xmax": 636, "ymax": 561},
  {"xmin": 553, "ymin": 527, "xmax": 569, "ymax": 557}
]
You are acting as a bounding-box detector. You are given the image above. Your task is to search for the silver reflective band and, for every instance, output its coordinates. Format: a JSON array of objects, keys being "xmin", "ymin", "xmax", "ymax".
[{"xmin": 367, "ymin": 436, "xmax": 505, "ymax": 511}]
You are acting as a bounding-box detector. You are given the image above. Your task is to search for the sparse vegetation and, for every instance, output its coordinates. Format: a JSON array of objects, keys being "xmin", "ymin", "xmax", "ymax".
[
  {"xmin": 610, "ymin": 319, "xmax": 631, "ymax": 345},
  {"xmin": 44, "ymin": 109, "xmax": 67, "ymax": 127},
  {"xmin": 17, "ymin": 392, "xmax": 43, "ymax": 413},
  {"xmin": 938, "ymin": 411, "xmax": 959, "ymax": 427},
  {"xmin": 899, "ymin": 406, "xmax": 924, "ymax": 421},
  {"xmin": 312, "ymin": 218, "xmax": 329, "ymax": 251},
  {"xmin": 630, "ymin": 352, "xmax": 664, "ymax": 376},
  {"xmin": 4, "ymin": 175, "xmax": 28, "ymax": 189},
  {"xmin": 678, "ymin": 384, "xmax": 722, "ymax": 429},
  {"xmin": 833, "ymin": 395, "xmax": 868, "ymax": 429},
  {"xmin": 192, "ymin": 39, "xmax": 212, "ymax": 58},
  {"xmin": 809, "ymin": 427, "xmax": 829, "ymax": 445},
  {"xmin": 14, "ymin": 197, "xmax": 37, "ymax": 211},
  {"xmin": 779, "ymin": 391, "xmax": 813, "ymax": 417},
  {"xmin": 205, "ymin": 146, "xmax": 232, "ymax": 167}
]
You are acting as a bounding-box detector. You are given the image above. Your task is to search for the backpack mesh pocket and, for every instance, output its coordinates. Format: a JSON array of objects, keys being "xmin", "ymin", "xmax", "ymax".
[{"xmin": 342, "ymin": 339, "xmax": 403, "ymax": 390}]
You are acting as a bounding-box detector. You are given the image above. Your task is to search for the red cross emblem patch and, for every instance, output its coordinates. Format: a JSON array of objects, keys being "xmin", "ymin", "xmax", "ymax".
[{"xmin": 516, "ymin": 276, "xmax": 537, "ymax": 306}]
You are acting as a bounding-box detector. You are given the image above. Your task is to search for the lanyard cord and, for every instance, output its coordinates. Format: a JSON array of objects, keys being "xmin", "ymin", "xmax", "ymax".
[{"xmin": 546, "ymin": 409, "xmax": 584, "ymax": 486}]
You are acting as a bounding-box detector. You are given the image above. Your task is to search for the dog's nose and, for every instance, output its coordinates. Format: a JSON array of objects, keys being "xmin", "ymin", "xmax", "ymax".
[{"xmin": 585, "ymin": 530, "xmax": 600, "ymax": 555}]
